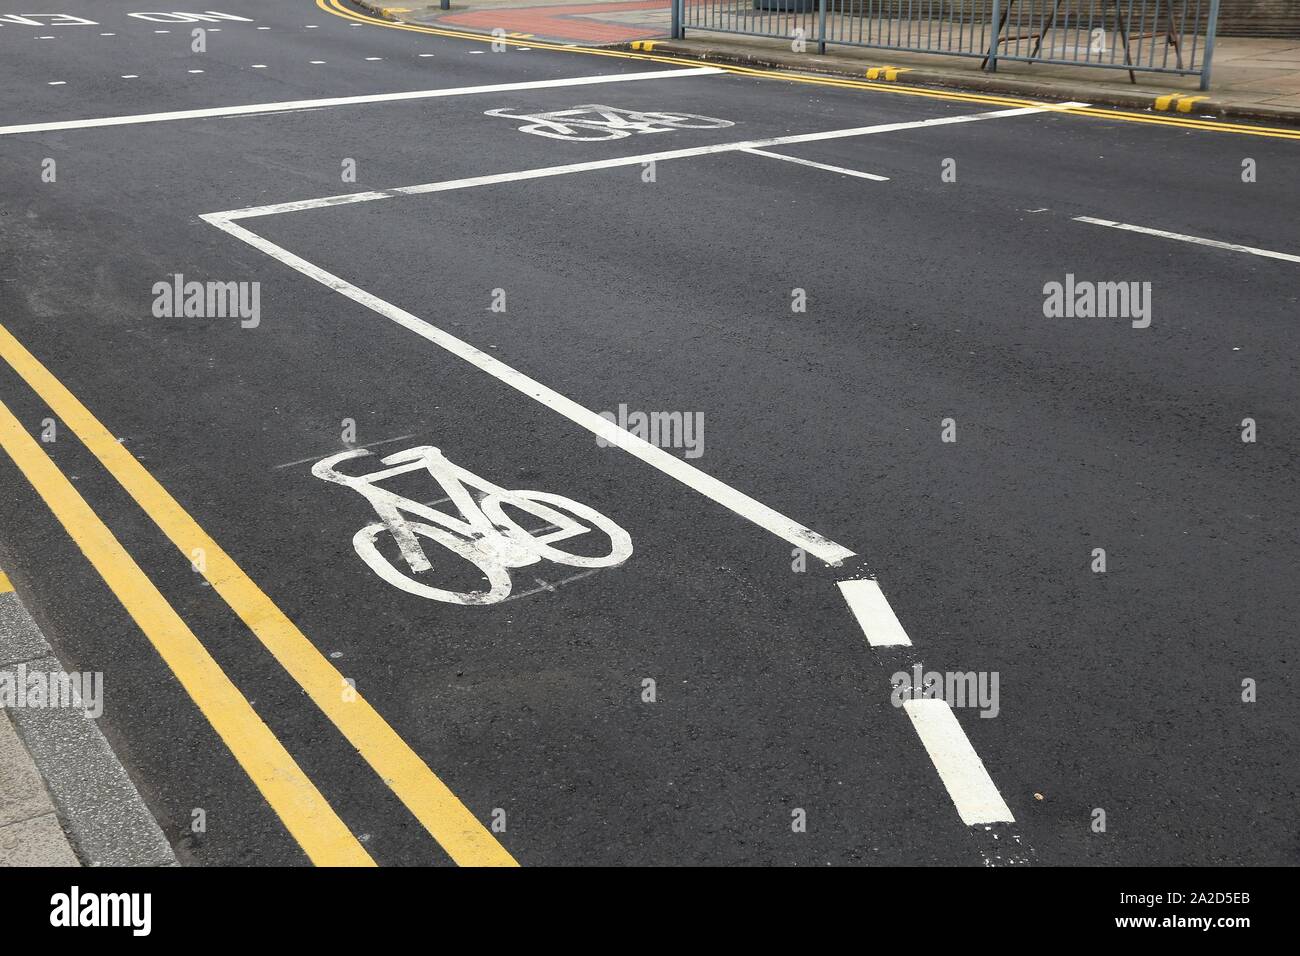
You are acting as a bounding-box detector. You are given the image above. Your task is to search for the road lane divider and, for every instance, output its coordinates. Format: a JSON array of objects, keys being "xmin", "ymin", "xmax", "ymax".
[
  {"xmin": 0, "ymin": 570, "xmax": 13, "ymax": 593},
  {"xmin": 210, "ymin": 103, "xmax": 1075, "ymax": 220},
  {"xmin": 205, "ymin": 213, "xmax": 857, "ymax": 566},
  {"xmin": 1074, "ymin": 216, "xmax": 1300, "ymax": 264},
  {"xmin": 837, "ymin": 580, "xmax": 912, "ymax": 647},
  {"xmin": 739, "ymin": 147, "xmax": 890, "ymax": 181},
  {"xmin": 0, "ymin": 394, "xmax": 374, "ymax": 867},
  {"xmin": 0, "ymin": 323, "xmax": 517, "ymax": 867},
  {"xmin": 902, "ymin": 699, "xmax": 1015, "ymax": 826},
  {"xmin": 0, "ymin": 67, "xmax": 721, "ymax": 136}
]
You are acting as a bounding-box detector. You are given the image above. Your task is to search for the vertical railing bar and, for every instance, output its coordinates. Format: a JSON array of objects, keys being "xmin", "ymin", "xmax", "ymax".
[{"xmin": 1199, "ymin": 0, "xmax": 1218, "ymax": 86}]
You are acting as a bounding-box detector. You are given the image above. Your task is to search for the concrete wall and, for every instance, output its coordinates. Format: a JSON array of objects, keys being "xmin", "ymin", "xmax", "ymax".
[{"xmin": 1218, "ymin": 0, "xmax": 1300, "ymax": 37}]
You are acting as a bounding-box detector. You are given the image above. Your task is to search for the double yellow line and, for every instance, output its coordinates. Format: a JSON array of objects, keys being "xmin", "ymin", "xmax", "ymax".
[
  {"xmin": 318, "ymin": 0, "xmax": 1300, "ymax": 141},
  {"xmin": 0, "ymin": 323, "xmax": 516, "ymax": 867}
]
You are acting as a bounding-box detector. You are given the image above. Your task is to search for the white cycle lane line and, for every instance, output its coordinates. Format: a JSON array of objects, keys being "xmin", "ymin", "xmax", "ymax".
[
  {"xmin": 1074, "ymin": 216, "xmax": 1300, "ymax": 264},
  {"xmin": 202, "ymin": 101, "xmax": 1083, "ymax": 856},
  {"xmin": 0, "ymin": 66, "xmax": 722, "ymax": 136}
]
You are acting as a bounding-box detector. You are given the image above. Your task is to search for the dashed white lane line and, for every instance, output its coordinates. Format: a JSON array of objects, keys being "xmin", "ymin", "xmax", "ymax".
[
  {"xmin": 741, "ymin": 147, "xmax": 890, "ymax": 182},
  {"xmin": 0, "ymin": 67, "xmax": 721, "ymax": 136},
  {"xmin": 121, "ymin": 74, "xmax": 138, "ymax": 79},
  {"xmin": 188, "ymin": 69, "xmax": 204, "ymax": 74},
  {"xmin": 418, "ymin": 53, "xmax": 434, "ymax": 57},
  {"xmin": 47, "ymin": 81, "xmax": 66, "ymax": 86},
  {"xmin": 251, "ymin": 64, "xmax": 267, "ymax": 69},
  {"xmin": 1074, "ymin": 216, "xmax": 1300, "ymax": 264},
  {"xmin": 902, "ymin": 699, "xmax": 1015, "ymax": 825},
  {"xmin": 837, "ymin": 580, "xmax": 912, "ymax": 646},
  {"xmin": 311, "ymin": 60, "xmax": 326, "ymax": 64},
  {"xmin": 365, "ymin": 57, "xmax": 382, "ymax": 61}
]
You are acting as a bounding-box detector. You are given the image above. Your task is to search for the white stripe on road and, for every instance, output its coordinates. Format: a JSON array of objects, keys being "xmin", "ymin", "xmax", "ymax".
[
  {"xmin": 902, "ymin": 699, "xmax": 1015, "ymax": 825},
  {"xmin": 1074, "ymin": 216, "xmax": 1300, "ymax": 264},
  {"xmin": 741, "ymin": 147, "xmax": 890, "ymax": 181},
  {"xmin": 214, "ymin": 103, "xmax": 1085, "ymax": 220},
  {"xmin": 837, "ymin": 579, "xmax": 912, "ymax": 646},
  {"xmin": 0, "ymin": 67, "xmax": 722, "ymax": 136},
  {"xmin": 201, "ymin": 214, "xmax": 856, "ymax": 566},
  {"xmin": 200, "ymin": 103, "xmax": 1080, "ymax": 565}
]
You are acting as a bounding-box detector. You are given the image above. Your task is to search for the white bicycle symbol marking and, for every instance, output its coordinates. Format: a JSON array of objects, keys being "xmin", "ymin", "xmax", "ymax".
[
  {"xmin": 484, "ymin": 104, "xmax": 734, "ymax": 141},
  {"xmin": 312, "ymin": 445, "xmax": 633, "ymax": 606}
]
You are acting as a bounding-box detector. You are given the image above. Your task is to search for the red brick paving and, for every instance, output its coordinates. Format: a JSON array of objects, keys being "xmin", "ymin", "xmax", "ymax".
[{"xmin": 439, "ymin": 0, "xmax": 670, "ymax": 43}]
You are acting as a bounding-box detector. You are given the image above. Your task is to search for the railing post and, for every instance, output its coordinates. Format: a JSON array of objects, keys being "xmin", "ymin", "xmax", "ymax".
[
  {"xmin": 672, "ymin": 0, "xmax": 682, "ymax": 39},
  {"xmin": 1199, "ymin": 0, "xmax": 1221, "ymax": 91},
  {"xmin": 818, "ymin": 0, "xmax": 827, "ymax": 55},
  {"xmin": 985, "ymin": 0, "xmax": 1002, "ymax": 72}
]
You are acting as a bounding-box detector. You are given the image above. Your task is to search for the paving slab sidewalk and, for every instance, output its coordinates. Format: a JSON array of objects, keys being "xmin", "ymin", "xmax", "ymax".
[
  {"xmin": 352, "ymin": 0, "xmax": 1300, "ymax": 124},
  {"xmin": 0, "ymin": 570, "xmax": 176, "ymax": 867}
]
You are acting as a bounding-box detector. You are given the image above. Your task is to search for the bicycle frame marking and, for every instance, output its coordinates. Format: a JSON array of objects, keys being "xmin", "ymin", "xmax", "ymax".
[
  {"xmin": 483, "ymin": 104, "xmax": 734, "ymax": 141},
  {"xmin": 313, "ymin": 445, "xmax": 633, "ymax": 605}
]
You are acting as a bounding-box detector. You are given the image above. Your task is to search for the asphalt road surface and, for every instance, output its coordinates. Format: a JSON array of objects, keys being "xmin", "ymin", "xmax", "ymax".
[{"xmin": 0, "ymin": 0, "xmax": 1296, "ymax": 868}]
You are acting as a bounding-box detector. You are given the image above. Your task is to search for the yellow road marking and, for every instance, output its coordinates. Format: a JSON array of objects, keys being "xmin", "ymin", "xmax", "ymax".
[
  {"xmin": 0, "ymin": 323, "xmax": 517, "ymax": 868},
  {"xmin": 0, "ymin": 396, "xmax": 373, "ymax": 867},
  {"xmin": 1154, "ymin": 93, "xmax": 1179, "ymax": 111},
  {"xmin": 317, "ymin": 0, "xmax": 1300, "ymax": 140},
  {"xmin": 866, "ymin": 66, "xmax": 909, "ymax": 81},
  {"xmin": 0, "ymin": 571, "xmax": 12, "ymax": 593},
  {"xmin": 1177, "ymin": 95, "xmax": 1208, "ymax": 113}
]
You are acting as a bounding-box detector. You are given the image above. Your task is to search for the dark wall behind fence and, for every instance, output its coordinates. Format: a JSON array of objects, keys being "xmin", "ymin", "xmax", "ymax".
[
  {"xmin": 1218, "ymin": 0, "xmax": 1300, "ymax": 37},
  {"xmin": 820, "ymin": 0, "xmax": 1300, "ymax": 38}
]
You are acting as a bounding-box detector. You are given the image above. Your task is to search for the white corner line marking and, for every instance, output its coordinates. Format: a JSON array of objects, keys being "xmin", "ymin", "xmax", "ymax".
[
  {"xmin": 212, "ymin": 104, "xmax": 1076, "ymax": 221},
  {"xmin": 902, "ymin": 699, "xmax": 1015, "ymax": 825},
  {"xmin": 199, "ymin": 214, "xmax": 854, "ymax": 567},
  {"xmin": 741, "ymin": 147, "xmax": 890, "ymax": 181},
  {"xmin": 1074, "ymin": 216, "xmax": 1300, "ymax": 264},
  {"xmin": 0, "ymin": 67, "xmax": 722, "ymax": 137},
  {"xmin": 837, "ymin": 579, "xmax": 912, "ymax": 646}
]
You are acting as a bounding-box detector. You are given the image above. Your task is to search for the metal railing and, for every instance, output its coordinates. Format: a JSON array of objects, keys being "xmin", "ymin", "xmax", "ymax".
[{"xmin": 675, "ymin": 0, "xmax": 1222, "ymax": 88}]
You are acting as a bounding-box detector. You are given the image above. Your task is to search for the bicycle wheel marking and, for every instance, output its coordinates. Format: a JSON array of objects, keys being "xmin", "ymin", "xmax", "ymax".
[
  {"xmin": 313, "ymin": 444, "xmax": 632, "ymax": 605},
  {"xmin": 484, "ymin": 104, "xmax": 733, "ymax": 141}
]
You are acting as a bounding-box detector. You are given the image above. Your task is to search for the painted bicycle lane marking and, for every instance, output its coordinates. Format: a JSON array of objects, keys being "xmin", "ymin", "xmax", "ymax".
[{"xmin": 313, "ymin": 445, "xmax": 631, "ymax": 605}]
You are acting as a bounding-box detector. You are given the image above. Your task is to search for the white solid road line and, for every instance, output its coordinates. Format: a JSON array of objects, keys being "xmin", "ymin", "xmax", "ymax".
[
  {"xmin": 201, "ymin": 103, "xmax": 1080, "ymax": 566},
  {"xmin": 741, "ymin": 147, "xmax": 890, "ymax": 181},
  {"xmin": 837, "ymin": 580, "xmax": 912, "ymax": 646},
  {"xmin": 0, "ymin": 67, "xmax": 722, "ymax": 136},
  {"xmin": 201, "ymin": 214, "xmax": 856, "ymax": 566},
  {"xmin": 217, "ymin": 103, "xmax": 1083, "ymax": 220},
  {"xmin": 1074, "ymin": 216, "xmax": 1300, "ymax": 264},
  {"xmin": 903, "ymin": 699, "xmax": 1015, "ymax": 825}
]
